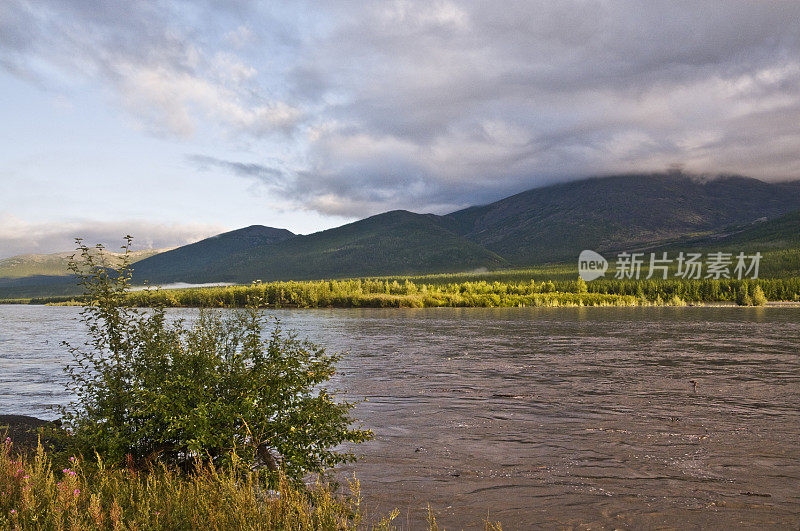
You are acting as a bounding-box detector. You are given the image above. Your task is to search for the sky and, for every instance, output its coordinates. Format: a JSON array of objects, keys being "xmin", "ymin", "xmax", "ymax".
[{"xmin": 1, "ymin": 1, "xmax": 799, "ymax": 258}]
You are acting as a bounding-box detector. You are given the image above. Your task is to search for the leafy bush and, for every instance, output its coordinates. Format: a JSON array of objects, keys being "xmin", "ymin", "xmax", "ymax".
[{"xmin": 61, "ymin": 238, "xmax": 371, "ymax": 478}]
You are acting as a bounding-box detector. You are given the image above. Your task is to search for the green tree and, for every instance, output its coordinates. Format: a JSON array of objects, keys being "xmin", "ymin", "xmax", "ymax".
[
  {"xmin": 61, "ymin": 238, "xmax": 371, "ymax": 478},
  {"xmin": 736, "ymin": 282, "xmax": 752, "ymax": 306},
  {"xmin": 752, "ymin": 285, "xmax": 767, "ymax": 306},
  {"xmin": 575, "ymin": 277, "xmax": 588, "ymax": 293}
]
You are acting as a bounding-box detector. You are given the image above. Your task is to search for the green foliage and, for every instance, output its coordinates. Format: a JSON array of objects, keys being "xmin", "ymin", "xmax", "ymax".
[
  {"xmin": 575, "ymin": 277, "xmax": 588, "ymax": 293},
  {"xmin": 667, "ymin": 294, "xmax": 687, "ymax": 306},
  {"xmin": 9, "ymin": 273, "xmax": 800, "ymax": 308},
  {"xmin": 114, "ymin": 275, "xmax": 800, "ymax": 308},
  {"xmin": 60, "ymin": 238, "xmax": 371, "ymax": 478},
  {"xmin": 752, "ymin": 285, "xmax": 767, "ymax": 306},
  {"xmin": 736, "ymin": 282, "xmax": 752, "ymax": 306},
  {"xmin": 120, "ymin": 278, "xmax": 640, "ymax": 308}
]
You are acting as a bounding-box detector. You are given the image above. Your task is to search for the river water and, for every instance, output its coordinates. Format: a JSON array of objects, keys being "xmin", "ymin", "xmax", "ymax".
[{"xmin": 1, "ymin": 305, "xmax": 798, "ymax": 528}]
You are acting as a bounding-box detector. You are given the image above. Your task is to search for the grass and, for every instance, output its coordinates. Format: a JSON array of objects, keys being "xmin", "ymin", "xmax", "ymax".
[{"xmin": 1, "ymin": 439, "xmax": 490, "ymax": 530}]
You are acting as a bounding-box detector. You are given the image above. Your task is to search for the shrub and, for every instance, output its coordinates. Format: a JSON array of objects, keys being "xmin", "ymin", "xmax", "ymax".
[
  {"xmin": 668, "ymin": 294, "xmax": 687, "ymax": 306},
  {"xmin": 61, "ymin": 238, "xmax": 371, "ymax": 478},
  {"xmin": 575, "ymin": 277, "xmax": 588, "ymax": 293},
  {"xmin": 752, "ymin": 285, "xmax": 767, "ymax": 306},
  {"xmin": 736, "ymin": 283, "xmax": 753, "ymax": 306}
]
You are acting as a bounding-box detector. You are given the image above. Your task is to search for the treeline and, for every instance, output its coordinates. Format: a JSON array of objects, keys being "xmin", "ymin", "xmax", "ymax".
[
  {"xmin": 586, "ymin": 277, "xmax": 800, "ymax": 302},
  {"xmin": 15, "ymin": 276, "xmax": 798, "ymax": 308},
  {"xmin": 123, "ymin": 279, "xmax": 638, "ymax": 308}
]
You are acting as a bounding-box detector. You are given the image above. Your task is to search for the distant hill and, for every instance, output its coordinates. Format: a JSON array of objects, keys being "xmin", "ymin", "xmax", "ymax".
[
  {"xmin": 131, "ymin": 225, "xmax": 294, "ymax": 283},
  {"xmin": 445, "ymin": 174, "xmax": 800, "ymax": 264},
  {"xmin": 134, "ymin": 211, "xmax": 506, "ymax": 283},
  {"xmin": 130, "ymin": 174, "xmax": 800, "ymax": 285},
  {"xmin": 0, "ymin": 248, "xmax": 167, "ymax": 278},
  {"xmin": 0, "ymin": 275, "xmax": 86, "ymax": 299},
  {"xmin": 3, "ymin": 173, "xmax": 800, "ymax": 296}
]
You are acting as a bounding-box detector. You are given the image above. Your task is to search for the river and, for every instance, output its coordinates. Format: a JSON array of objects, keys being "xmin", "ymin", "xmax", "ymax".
[{"xmin": 1, "ymin": 305, "xmax": 798, "ymax": 528}]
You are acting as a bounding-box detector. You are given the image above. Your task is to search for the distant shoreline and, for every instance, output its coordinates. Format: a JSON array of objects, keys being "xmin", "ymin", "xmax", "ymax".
[
  {"xmin": 2, "ymin": 276, "xmax": 797, "ymax": 308},
  {"xmin": 3, "ymin": 301, "xmax": 799, "ymax": 309}
]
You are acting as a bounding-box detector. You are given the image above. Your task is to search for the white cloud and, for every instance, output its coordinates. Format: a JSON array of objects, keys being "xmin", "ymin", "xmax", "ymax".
[
  {"xmin": 0, "ymin": 213, "xmax": 226, "ymax": 259},
  {"xmin": 2, "ymin": 0, "xmax": 799, "ymax": 219},
  {"xmin": 116, "ymin": 61, "xmax": 302, "ymax": 137},
  {"xmin": 0, "ymin": 0, "xmax": 302, "ymax": 139}
]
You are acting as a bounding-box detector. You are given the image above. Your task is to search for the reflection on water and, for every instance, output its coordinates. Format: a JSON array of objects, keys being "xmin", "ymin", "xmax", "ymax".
[{"xmin": 1, "ymin": 305, "xmax": 798, "ymax": 528}]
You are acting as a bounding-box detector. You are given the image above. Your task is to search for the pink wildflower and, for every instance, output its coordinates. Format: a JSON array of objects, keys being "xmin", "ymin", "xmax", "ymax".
[{"xmin": 73, "ymin": 489, "xmax": 80, "ymax": 496}]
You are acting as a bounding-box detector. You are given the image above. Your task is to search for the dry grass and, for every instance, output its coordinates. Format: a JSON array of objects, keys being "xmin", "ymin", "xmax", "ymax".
[
  {"xmin": 0, "ymin": 438, "xmax": 398, "ymax": 530},
  {"xmin": 0, "ymin": 439, "xmax": 502, "ymax": 530}
]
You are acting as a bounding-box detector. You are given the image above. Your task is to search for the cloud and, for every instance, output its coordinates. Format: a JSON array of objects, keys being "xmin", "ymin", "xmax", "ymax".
[
  {"xmin": 3, "ymin": 0, "xmax": 800, "ymax": 219},
  {"xmin": 0, "ymin": 213, "xmax": 226, "ymax": 259},
  {"xmin": 187, "ymin": 154, "xmax": 286, "ymax": 183},
  {"xmin": 0, "ymin": 0, "xmax": 302, "ymax": 138},
  {"xmin": 280, "ymin": 0, "xmax": 800, "ymax": 214}
]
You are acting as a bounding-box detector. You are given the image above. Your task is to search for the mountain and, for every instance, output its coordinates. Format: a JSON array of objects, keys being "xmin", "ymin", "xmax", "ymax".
[
  {"xmin": 131, "ymin": 174, "xmax": 800, "ymax": 285},
  {"xmin": 131, "ymin": 225, "xmax": 294, "ymax": 283},
  {"xmin": 645, "ymin": 210, "xmax": 800, "ymax": 278},
  {"xmin": 3, "ymin": 173, "xmax": 800, "ymax": 296},
  {"xmin": 134, "ymin": 211, "xmax": 506, "ymax": 283},
  {"xmin": 658, "ymin": 209, "xmax": 800, "ymax": 251},
  {"xmin": 445, "ymin": 174, "xmax": 800, "ymax": 264},
  {"xmin": 0, "ymin": 249, "xmax": 168, "ymax": 279}
]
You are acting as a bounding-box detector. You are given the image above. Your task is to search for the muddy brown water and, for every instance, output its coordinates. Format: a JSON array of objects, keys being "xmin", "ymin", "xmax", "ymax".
[{"xmin": 1, "ymin": 305, "xmax": 798, "ymax": 528}]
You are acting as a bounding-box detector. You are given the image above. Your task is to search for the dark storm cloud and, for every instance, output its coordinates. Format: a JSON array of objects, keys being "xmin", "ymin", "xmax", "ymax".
[
  {"xmin": 274, "ymin": 0, "xmax": 800, "ymax": 215},
  {"xmin": 3, "ymin": 0, "xmax": 800, "ymax": 218}
]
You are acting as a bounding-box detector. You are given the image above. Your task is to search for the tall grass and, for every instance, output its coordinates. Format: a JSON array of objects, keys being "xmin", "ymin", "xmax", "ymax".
[{"xmin": 0, "ymin": 439, "xmax": 408, "ymax": 530}]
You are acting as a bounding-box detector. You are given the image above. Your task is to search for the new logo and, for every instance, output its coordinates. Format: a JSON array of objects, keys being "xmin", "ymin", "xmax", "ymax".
[{"xmin": 578, "ymin": 250, "xmax": 608, "ymax": 281}]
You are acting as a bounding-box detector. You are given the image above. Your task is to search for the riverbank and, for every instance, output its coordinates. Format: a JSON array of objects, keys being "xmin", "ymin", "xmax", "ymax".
[
  {"xmin": 0, "ymin": 436, "xmax": 414, "ymax": 530},
  {"xmin": 0, "ymin": 415, "xmax": 497, "ymax": 530},
  {"xmin": 0, "ymin": 415, "xmax": 56, "ymax": 453},
  {"xmin": 2, "ymin": 276, "xmax": 797, "ymax": 308}
]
